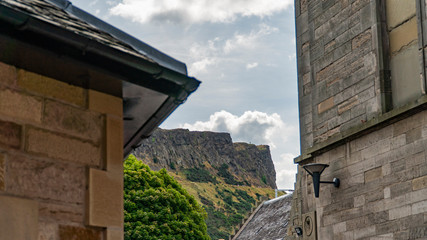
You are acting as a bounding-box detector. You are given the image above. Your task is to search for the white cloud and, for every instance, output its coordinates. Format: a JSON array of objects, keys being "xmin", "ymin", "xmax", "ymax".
[
  {"xmin": 180, "ymin": 110, "xmax": 294, "ymax": 149},
  {"xmin": 190, "ymin": 58, "xmax": 217, "ymax": 74},
  {"xmin": 109, "ymin": 0, "xmax": 293, "ymax": 24},
  {"xmin": 187, "ymin": 24, "xmax": 277, "ymax": 74},
  {"xmin": 246, "ymin": 62, "xmax": 258, "ymax": 69},
  {"xmin": 89, "ymin": 0, "xmax": 98, "ymax": 7},
  {"xmin": 180, "ymin": 110, "xmax": 299, "ymax": 189},
  {"xmin": 275, "ymin": 153, "xmax": 297, "ymax": 189},
  {"xmin": 288, "ymin": 53, "xmax": 296, "ymax": 61},
  {"xmin": 224, "ymin": 24, "xmax": 278, "ymax": 53}
]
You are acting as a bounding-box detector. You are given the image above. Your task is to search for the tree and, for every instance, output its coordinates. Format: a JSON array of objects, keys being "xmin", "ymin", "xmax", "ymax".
[{"xmin": 124, "ymin": 155, "xmax": 210, "ymax": 240}]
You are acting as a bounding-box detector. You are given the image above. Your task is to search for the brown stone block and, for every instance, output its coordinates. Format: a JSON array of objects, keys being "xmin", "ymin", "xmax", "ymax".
[
  {"xmin": 412, "ymin": 175, "xmax": 427, "ymax": 191},
  {"xmin": 0, "ymin": 61, "xmax": 17, "ymax": 86},
  {"xmin": 106, "ymin": 117, "xmax": 123, "ymax": 174},
  {"xmin": 389, "ymin": 17, "xmax": 418, "ymax": 54},
  {"xmin": 337, "ymin": 96, "xmax": 359, "ymax": 115},
  {"xmin": 0, "ymin": 195, "xmax": 38, "ymax": 240},
  {"xmin": 39, "ymin": 202, "xmax": 84, "ymax": 224},
  {"xmin": 88, "ymin": 90, "xmax": 122, "ymax": 117},
  {"xmin": 38, "ymin": 222, "xmax": 58, "ymax": 240},
  {"xmin": 87, "ymin": 169, "xmax": 123, "ymax": 228},
  {"xmin": 0, "ymin": 154, "xmax": 4, "ymax": 191},
  {"xmin": 26, "ymin": 128, "xmax": 100, "ymax": 166},
  {"xmin": 7, "ymin": 154, "xmax": 85, "ymax": 204},
  {"xmin": 318, "ymin": 97, "xmax": 335, "ymax": 114},
  {"xmin": 17, "ymin": 69, "xmax": 86, "ymax": 107},
  {"xmin": 44, "ymin": 100, "xmax": 103, "ymax": 144},
  {"xmin": 0, "ymin": 119, "xmax": 21, "ymax": 149},
  {"xmin": 107, "ymin": 228, "xmax": 124, "ymax": 240},
  {"xmin": 0, "ymin": 88, "xmax": 42, "ymax": 123},
  {"xmin": 352, "ymin": 28, "xmax": 371, "ymax": 50},
  {"xmin": 59, "ymin": 225, "xmax": 102, "ymax": 240},
  {"xmin": 364, "ymin": 167, "xmax": 382, "ymax": 183}
]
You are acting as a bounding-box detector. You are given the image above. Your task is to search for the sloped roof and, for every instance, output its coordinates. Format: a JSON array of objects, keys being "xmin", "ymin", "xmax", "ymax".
[
  {"xmin": 0, "ymin": 0, "xmax": 200, "ymax": 156},
  {"xmin": 233, "ymin": 193, "xmax": 292, "ymax": 240}
]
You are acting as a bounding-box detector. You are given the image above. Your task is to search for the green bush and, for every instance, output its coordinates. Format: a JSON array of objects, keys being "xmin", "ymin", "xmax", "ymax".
[{"xmin": 124, "ymin": 155, "xmax": 210, "ymax": 240}]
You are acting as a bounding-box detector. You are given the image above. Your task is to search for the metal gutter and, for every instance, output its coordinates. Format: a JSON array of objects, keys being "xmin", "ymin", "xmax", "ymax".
[{"xmin": 0, "ymin": 3, "xmax": 200, "ymax": 100}]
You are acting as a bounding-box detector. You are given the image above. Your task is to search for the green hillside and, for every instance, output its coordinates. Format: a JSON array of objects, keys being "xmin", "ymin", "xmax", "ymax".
[{"xmin": 138, "ymin": 156, "xmax": 278, "ymax": 239}]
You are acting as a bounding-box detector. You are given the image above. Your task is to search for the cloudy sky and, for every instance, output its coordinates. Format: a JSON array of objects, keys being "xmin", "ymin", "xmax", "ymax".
[{"xmin": 71, "ymin": 0, "xmax": 299, "ymax": 189}]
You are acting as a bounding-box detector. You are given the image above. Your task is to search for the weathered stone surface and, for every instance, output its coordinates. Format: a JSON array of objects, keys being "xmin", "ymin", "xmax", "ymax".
[
  {"xmin": 412, "ymin": 175, "xmax": 427, "ymax": 191},
  {"xmin": 6, "ymin": 154, "xmax": 85, "ymax": 204},
  {"xmin": 318, "ymin": 97, "xmax": 334, "ymax": 114},
  {"xmin": 0, "ymin": 119, "xmax": 21, "ymax": 149},
  {"xmin": 17, "ymin": 69, "xmax": 86, "ymax": 107},
  {"xmin": 0, "ymin": 154, "xmax": 4, "ymax": 191},
  {"xmin": 390, "ymin": 44, "xmax": 423, "ymax": 108},
  {"xmin": 38, "ymin": 222, "xmax": 58, "ymax": 240},
  {"xmin": 389, "ymin": 17, "xmax": 418, "ymax": 54},
  {"xmin": 88, "ymin": 90, "xmax": 122, "ymax": 117},
  {"xmin": 26, "ymin": 128, "xmax": 100, "ymax": 166},
  {"xmin": 0, "ymin": 61, "xmax": 17, "ymax": 86},
  {"xmin": 385, "ymin": 0, "xmax": 416, "ymax": 30},
  {"xmin": 107, "ymin": 228, "xmax": 124, "ymax": 240},
  {"xmin": 289, "ymin": 0, "xmax": 427, "ymax": 239},
  {"xmin": 38, "ymin": 202, "xmax": 84, "ymax": 224},
  {"xmin": 0, "ymin": 88, "xmax": 42, "ymax": 123},
  {"xmin": 58, "ymin": 225, "xmax": 102, "ymax": 240},
  {"xmin": 106, "ymin": 116, "xmax": 123, "ymax": 174},
  {"xmin": 352, "ymin": 28, "xmax": 371, "ymax": 50},
  {"xmin": 0, "ymin": 195, "xmax": 38, "ymax": 240},
  {"xmin": 88, "ymin": 169, "xmax": 123, "ymax": 228},
  {"xmin": 338, "ymin": 96, "xmax": 359, "ymax": 115},
  {"xmin": 43, "ymin": 100, "xmax": 103, "ymax": 144}
]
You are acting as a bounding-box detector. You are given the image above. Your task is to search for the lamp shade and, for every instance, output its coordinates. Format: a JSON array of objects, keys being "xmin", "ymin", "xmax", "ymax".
[{"xmin": 302, "ymin": 163, "xmax": 329, "ymax": 176}]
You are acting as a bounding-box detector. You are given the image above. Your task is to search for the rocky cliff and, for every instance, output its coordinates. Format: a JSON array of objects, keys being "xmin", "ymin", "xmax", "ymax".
[{"xmin": 133, "ymin": 128, "xmax": 277, "ymax": 189}]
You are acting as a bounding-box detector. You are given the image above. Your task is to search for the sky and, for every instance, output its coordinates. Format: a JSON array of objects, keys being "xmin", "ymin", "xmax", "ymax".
[{"xmin": 70, "ymin": 0, "xmax": 299, "ymax": 189}]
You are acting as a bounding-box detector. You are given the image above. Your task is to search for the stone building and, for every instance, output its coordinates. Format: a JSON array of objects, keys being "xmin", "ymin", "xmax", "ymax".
[
  {"xmin": 288, "ymin": 0, "xmax": 427, "ymax": 239},
  {"xmin": 0, "ymin": 0, "xmax": 199, "ymax": 239}
]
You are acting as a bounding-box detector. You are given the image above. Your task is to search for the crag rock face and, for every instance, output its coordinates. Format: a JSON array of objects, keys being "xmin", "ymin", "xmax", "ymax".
[{"xmin": 133, "ymin": 128, "xmax": 277, "ymax": 189}]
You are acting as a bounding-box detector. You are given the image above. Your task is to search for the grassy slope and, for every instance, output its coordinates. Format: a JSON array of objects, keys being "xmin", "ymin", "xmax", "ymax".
[{"xmin": 168, "ymin": 170, "xmax": 279, "ymax": 239}]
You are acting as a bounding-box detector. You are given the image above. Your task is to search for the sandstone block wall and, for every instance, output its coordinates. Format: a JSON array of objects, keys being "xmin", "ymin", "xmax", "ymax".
[
  {"xmin": 290, "ymin": 0, "xmax": 427, "ymax": 239},
  {"xmin": 296, "ymin": 0, "xmax": 383, "ymax": 151},
  {"xmin": 0, "ymin": 61, "xmax": 124, "ymax": 240},
  {"xmin": 295, "ymin": 112, "xmax": 427, "ymax": 239}
]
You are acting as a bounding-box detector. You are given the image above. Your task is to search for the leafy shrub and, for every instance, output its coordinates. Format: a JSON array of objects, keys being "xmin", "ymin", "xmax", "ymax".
[
  {"xmin": 124, "ymin": 155, "xmax": 210, "ymax": 240},
  {"xmin": 169, "ymin": 162, "xmax": 176, "ymax": 170}
]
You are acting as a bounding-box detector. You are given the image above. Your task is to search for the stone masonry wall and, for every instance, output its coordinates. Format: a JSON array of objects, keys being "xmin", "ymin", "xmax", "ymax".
[
  {"xmin": 294, "ymin": 110, "xmax": 427, "ymax": 239},
  {"xmin": 0, "ymin": 61, "xmax": 124, "ymax": 240},
  {"xmin": 296, "ymin": 0, "xmax": 383, "ymax": 151},
  {"xmin": 289, "ymin": 0, "xmax": 427, "ymax": 239}
]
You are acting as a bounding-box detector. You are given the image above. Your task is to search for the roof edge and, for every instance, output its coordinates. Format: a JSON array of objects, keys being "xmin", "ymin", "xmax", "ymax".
[{"xmin": 46, "ymin": 0, "xmax": 189, "ymax": 75}]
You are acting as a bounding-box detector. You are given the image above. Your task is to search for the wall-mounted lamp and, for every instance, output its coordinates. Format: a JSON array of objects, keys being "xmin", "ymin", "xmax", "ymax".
[{"xmin": 302, "ymin": 163, "xmax": 339, "ymax": 198}]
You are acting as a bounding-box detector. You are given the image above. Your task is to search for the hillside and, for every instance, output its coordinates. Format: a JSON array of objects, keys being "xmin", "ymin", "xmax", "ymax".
[
  {"xmin": 133, "ymin": 128, "xmax": 277, "ymax": 188},
  {"xmin": 132, "ymin": 128, "xmax": 279, "ymax": 239}
]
